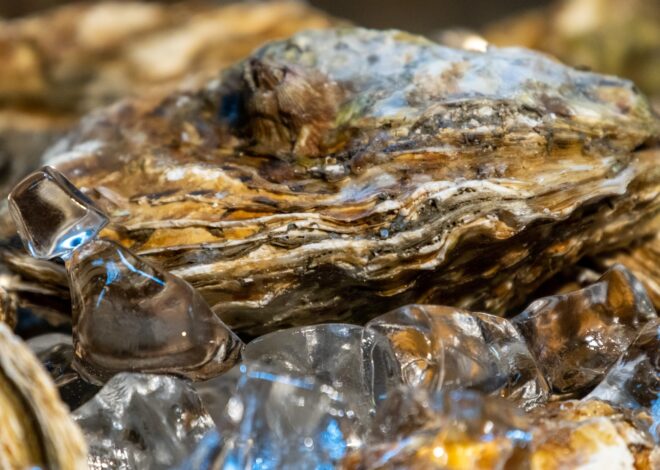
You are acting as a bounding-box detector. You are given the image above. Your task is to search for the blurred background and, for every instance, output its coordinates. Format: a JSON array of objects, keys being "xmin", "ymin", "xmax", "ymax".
[
  {"xmin": 0, "ymin": 0, "xmax": 551, "ymax": 32},
  {"xmin": 313, "ymin": 0, "xmax": 552, "ymax": 33},
  {"xmin": 0, "ymin": 0, "xmax": 655, "ymax": 103}
]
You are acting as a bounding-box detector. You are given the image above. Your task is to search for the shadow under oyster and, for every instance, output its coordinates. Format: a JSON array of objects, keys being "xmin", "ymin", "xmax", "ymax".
[{"xmin": 1, "ymin": 27, "xmax": 658, "ymax": 335}]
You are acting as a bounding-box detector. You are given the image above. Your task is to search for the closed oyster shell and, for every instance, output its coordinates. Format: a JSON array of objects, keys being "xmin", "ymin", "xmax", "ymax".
[
  {"xmin": 1, "ymin": 28, "xmax": 658, "ymax": 335},
  {"xmin": 0, "ymin": 322, "xmax": 87, "ymax": 469}
]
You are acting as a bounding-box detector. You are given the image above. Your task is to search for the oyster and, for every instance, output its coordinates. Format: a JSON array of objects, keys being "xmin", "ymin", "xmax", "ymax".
[
  {"xmin": 0, "ymin": 0, "xmax": 337, "ymax": 194},
  {"xmin": 1, "ymin": 27, "xmax": 658, "ymax": 335},
  {"xmin": 0, "ymin": 321, "xmax": 87, "ymax": 469},
  {"xmin": 529, "ymin": 400, "xmax": 660, "ymax": 469}
]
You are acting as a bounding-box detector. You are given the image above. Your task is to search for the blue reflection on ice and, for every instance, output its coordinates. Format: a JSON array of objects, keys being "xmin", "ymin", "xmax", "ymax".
[{"xmin": 117, "ymin": 249, "xmax": 165, "ymax": 286}]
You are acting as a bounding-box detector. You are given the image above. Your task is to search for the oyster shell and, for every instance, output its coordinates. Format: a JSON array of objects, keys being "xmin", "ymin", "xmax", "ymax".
[
  {"xmin": 343, "ymin": 392, "xmax": 660, "ymax": 469},
  {"xmin": 0, "ymin": 0, "xmax": 338, "ymax": 194},
  {"xmin": 342, "ymin": 387, "xmax": 532, "ymax": 470},
  {"xmin": 529, "ymin": 399, "xmax": 660, "ymax": 469},
  {"xmin": 1, "ymin": 27, "xmax": 658, "ymax": 335},
  {"xmin": 0, "ymin": 321, "xmax": 87, "ymax": 469}
]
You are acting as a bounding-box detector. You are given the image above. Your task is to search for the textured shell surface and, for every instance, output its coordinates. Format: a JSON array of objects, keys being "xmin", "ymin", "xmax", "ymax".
[
  {"xmin": 2, "ymin": 27, "xmax": 658, "ymax": 335},
  {"xmin": 528, "ymin": 399, "xmax": 660, "ymax": 469},
  {"xmin": 0, "ymin": 322, "xmax": 87, "ymax": 469}
]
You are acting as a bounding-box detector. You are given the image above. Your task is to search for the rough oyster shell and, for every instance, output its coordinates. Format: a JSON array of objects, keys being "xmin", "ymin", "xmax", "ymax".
[
  {"xmin": 529, "ymin": 400, "xmax": 660, "ymax": 469},
  {"xmin": 0, "ymin": 0, "xmax": 338, "ymax": 194},
  {"xmin": 0, "ymin": 322, "xmax": 87, "ymax": 469},
  {"xmin": 1, "ymin": 27, "xmax": 658, "ymax": 335}
]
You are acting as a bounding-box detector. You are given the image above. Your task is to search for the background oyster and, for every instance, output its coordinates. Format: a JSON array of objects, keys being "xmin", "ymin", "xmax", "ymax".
[
  {"xmin": 483, "ymin": 0, "xmax": 660, "ymax": 100},
  {"xmin": 1, "ymin": 27, "xmax": 658, "ymax": 336},
  {"xmin": 0, "ymin": 322, "xmax": 87, "ymax": 469},
  {"xmin": 0, "ymin": 0, "xmax": 338, "ymax": 195}
]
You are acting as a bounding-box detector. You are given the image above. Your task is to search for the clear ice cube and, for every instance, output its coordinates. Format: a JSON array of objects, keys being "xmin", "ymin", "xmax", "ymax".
[
  {"xmin": 513, "ymin": 265, "xmax": 657, "ymax": 395},
  {"xmin": 242, "ymin": 323, "xmax": 402, "ymax": 429},
  {"xmin": 27, "ymin": 333, "xmax": 100, "ymax": 410},
  {"xmin": 367, "ymin": 304, "xmax": 549, "ymax": 410},
  {"xmin": 67, "ymin": 238, "xmax": 242, "ymax": 383},
  {"xmin": 587, "ymin": 318, "xmax": 660, "ymax": 433},
  {"xmin": 186, "ymin": 362, "xmax": 363, "ymax": 470},
  {"xmin": 73, "ymin": 372, "xmax": 215, "ymax": 470},
  {"xmin": 8, "ymin": 166, "xmax": 108, "ymax": 259}
]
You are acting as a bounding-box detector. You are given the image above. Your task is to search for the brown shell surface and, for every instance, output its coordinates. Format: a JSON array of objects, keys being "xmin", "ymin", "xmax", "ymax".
[
  {"xmin": 1, "ymin": 28, "xmax": 659, "ymax": 335},
  {"xmin": 342, "ymin": 398, "xmax": 660, "ymax": 469},
  {"xmin": 0, "ymin": 322, "xmax": 87, "ymax": 469},
  {"xmin": 529, "ymin": 400, "xmax": 660, "ymax": 469},
  {"xmin": 0, "ymin": 285, "xmax": 17, "ymax": 327}
]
